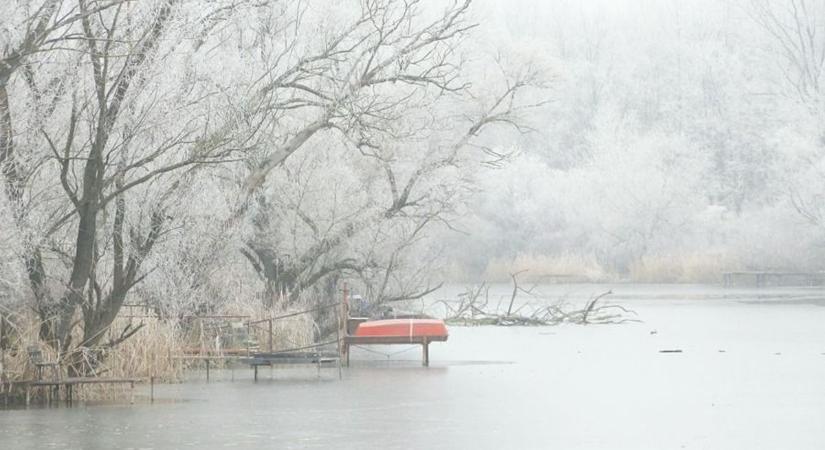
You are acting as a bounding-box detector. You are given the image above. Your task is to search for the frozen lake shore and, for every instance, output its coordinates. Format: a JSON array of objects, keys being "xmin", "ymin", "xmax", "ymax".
[{"xmin": 2, "ymin": 284, "xmax": 824, "ymax": 449}]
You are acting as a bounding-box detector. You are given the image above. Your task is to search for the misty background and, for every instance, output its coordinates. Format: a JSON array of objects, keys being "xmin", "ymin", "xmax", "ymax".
[
  {"xmin": 2, "ymin": 0, "xmax": 825, "ymax": 327},
  {"xmin": 444, "ymin": 0, "xmax": 825, "ymax": 283},
  {"xmin": 3, "ymin": 2, "xmax": 825, "ymax": 448}
]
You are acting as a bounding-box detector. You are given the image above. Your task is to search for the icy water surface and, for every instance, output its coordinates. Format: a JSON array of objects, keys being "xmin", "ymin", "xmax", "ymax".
[{"xmin": 2, "ymin": 284, "xmax": 825, "ymax": 449}]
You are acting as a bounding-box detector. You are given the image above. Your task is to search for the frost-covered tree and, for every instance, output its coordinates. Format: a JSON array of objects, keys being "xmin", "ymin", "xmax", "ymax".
[{"xmin": 0, "ymin": 0, "xmax": 551, "ymax": 367}]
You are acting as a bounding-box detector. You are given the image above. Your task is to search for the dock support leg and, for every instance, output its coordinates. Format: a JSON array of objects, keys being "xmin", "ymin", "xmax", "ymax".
[
  {"xmin": 422, "ymin": 339, "xmax": 429, "ymax": 367},
  {"xmin": 345, "ymin": 344, "xmax": 350, "ymax": 367}
]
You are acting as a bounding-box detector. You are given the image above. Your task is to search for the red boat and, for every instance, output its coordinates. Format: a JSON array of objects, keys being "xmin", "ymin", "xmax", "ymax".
[
  {"xmin": 343, "ymin": 318, "xmax": 448, "ymax": 366},
  {"xmin": 353, "ymin": 318, "xmax": 449, "ymax": 339}
]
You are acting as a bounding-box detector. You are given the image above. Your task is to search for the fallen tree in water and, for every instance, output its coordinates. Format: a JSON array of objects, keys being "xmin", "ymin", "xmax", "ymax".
[{"xmin": 436, "ymin": 276, "xmax": 640, "ymax": 326}]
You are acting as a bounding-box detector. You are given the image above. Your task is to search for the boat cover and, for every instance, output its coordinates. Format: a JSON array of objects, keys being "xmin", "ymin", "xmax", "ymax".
[{"xmin": 353, "ymin": 319, "xmax": 448, "ymax": 338}]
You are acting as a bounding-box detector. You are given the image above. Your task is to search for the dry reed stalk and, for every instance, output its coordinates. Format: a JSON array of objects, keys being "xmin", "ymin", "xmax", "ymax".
[
  {"xmin": 629, "ymin": 252, "xmax": 736, "ymax": 283},
  {"xmin": 0, "ymin": 295, "xmax": 323, "ymax": 403},
  {"xmin": 483, "ymin": 253, "xmax": 610, "ymax": 283}
]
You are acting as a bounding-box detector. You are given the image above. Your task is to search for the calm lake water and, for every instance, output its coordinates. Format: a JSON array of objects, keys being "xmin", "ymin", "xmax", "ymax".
[{"xmin": 2, "ymin": 284, "xmax": 825, "ymax": 449}]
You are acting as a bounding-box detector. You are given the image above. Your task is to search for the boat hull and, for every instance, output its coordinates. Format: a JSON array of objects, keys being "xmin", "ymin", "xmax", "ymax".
[{"xmin": 353, "ymin": 319, "xmax": 448, "ymax": 339}]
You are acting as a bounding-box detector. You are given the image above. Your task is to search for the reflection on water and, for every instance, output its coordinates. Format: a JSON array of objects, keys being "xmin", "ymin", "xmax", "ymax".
[{"xmin": 2, "ymin": 285, "xmax": 825, "ymax": 449}]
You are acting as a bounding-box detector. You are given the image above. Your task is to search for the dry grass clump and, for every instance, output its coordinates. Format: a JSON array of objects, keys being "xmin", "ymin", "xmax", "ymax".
[
  {"xmin": 1, "ymin": 313, "xmax": 44, "ymax": 381},
  {"xmin": 629, "ymin": 252, "xmax": 736, "ymax": 283},
  {"xmin": 212, "ymin": 295, "xmax": 317, "ymax": 352},
  {"xmin": 105, "ymin": 318, "xmax": 184, "ymax": 381},
  {"xmin": 482, "ymin": 253, "xmax": 609, "ymax": 283},
  {"xmin": 0, "ymin": 312, "xmax": 178, "ymax": 402},
  {"xmin": 0, "ymin": 295, "xmax": 320, "ymax": 404},
  {"xmin": 479, "ymin": 251, "xmax": 739, "ymax": 284},
  {"xmin": 0, "ymin": 312, "xmax": 65, "ymax": 402}
]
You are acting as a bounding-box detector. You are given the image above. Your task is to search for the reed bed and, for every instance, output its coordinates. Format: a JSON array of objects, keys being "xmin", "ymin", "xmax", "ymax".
[
  {"xmin": 0, "ymin": 296, "xmax": 322, "ymax": 404},
  {"xmin": 479, "ymin": 251, "xmax": 740, "ymax": 284}
]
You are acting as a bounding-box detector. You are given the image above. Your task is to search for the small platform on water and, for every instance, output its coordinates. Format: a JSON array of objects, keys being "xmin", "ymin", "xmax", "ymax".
[
  {"xmin": 239, "ymin": 351, "xmax": 340, "ymax": 381},
  {"xmin": 343, "ymin": 315, "xmax": 449, "ymax": 368},
  {"xmin": 722, "ymin": 271, "xmax": 825, "ymax": 287},
  {"xmin": 20, "ymin": 377, "xmax": 141, "ymax": 405}
]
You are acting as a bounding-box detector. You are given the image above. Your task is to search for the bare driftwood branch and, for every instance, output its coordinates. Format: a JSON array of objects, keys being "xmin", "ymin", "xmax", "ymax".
[{"xmin": 440, "ymin": 284, "xmax": 639, "ymax": 326}]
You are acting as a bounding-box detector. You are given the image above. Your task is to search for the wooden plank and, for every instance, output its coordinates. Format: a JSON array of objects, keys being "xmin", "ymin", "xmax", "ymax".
[
  {"xmin": 172, "ymin": 355, "xmax": 244, "ymax": 361},
  {"xmin": 344, "ymin": 335, "xmax": 448, "ymax": 345},
  {"xmin": 242, "ymin": 357, "xmax": 338, "ymax": 366},
  {"xmin": 30, "ymin": 377, "xmax": 140, "ymax": 386},
  {"xmin": 240, "ymin": 351, "xmax": 339, "ymax": 366},
  {"xmin": 179, "ymin": 348, "xmax": 251, "ymax": 356},
  {"xmin": 344, "ymin": 335, "xmax": 445, "ymax": 366},
  {"xmin": 251, "ymin": 351, "xmax": 339, "ymax": 358},
  {"xmin": 347, "ymin": 317, "xmax": 369, "ymax": 335},
  {"xmin": 722, "ymin": 271, "xmax": 825, "ymax": 287}
]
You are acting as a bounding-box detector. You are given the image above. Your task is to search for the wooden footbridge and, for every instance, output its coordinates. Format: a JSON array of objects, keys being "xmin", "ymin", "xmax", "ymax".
[
  {"xmin": 179, "ymin": 286, "xmax": 447, "ymax": 382},
  {"xmin": 24, "ymin": 377, "xmax": 140, "ymax": 405},
  {"xmin": 1, "ymin": 286, "xmax": 448, "ymax": 405},
  {"xmin": 722, "ymin": 271, "xmax": 825, "ymax": 287}
]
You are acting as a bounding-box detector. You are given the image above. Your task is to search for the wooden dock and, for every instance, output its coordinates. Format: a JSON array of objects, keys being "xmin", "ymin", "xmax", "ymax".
[
  {"xmin": 722, "ymin": 271, "xmax": 825, "ymax": 287},
  {"xmin": 239, "ymin": 351, "xmax": 340, "ymax": 381},
  {"xmin": 23, "ymin": 377, "xmax": 141, "ymax": 405},
  {"xmin": 342, "ymin": 335, "xmax": 448, "ymax": 367}
]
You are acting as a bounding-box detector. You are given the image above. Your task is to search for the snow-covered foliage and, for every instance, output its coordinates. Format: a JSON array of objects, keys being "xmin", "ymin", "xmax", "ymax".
[
  {"xmin": 0, "ymin": 0, "xmax": 548, "ymax": 352},
  {"xmin": 5, "ymin": 0, "xmax": 825, "ymax": 353},
  {"xmin": 442, "ymin": 0, "xmax": 825, "ymax": 281}
]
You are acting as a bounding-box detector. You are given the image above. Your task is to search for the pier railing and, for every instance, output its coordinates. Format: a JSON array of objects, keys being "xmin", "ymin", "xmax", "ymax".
[{"xmin": 722, "ymin": 271, "xmax": 825, "ymax": 287}]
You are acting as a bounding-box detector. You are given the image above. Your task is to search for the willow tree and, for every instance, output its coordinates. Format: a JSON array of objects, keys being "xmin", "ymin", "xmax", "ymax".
[
  {"xmin": 1, "ymin": 0, "xmax": 268, "ymax": 364},
  {"xmin": 239, "ymin": 2, "xmax": 550, "ymax": 309},
  {"xmin": 0, "ymin": 0, "xmax": 549, "ymax": 371}
]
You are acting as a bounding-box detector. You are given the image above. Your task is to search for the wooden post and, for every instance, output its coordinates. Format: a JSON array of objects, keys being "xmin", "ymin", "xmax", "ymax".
[
  {"xmin": 268, "ymin": 319, "xmax": 273, "ymax": 353},
  {"xmin": 198, "ymin": 317, "xmax": 205, "ymax": 355},
  {"xmin": 253, "ymin": 365, "xmax": 258, "ymax": 382},
  {"xmin": 150, "ymin": 376, "xmax": 154, "ymax": 403},
  {"xmin": 422, "ymin": 338, "xmax": 429, "ymax": 367},
  {"xmin": 0, "ymin": 313, "xmax": 4, "ymax": 385},
  {"xmin": 129, "ymin": 382, "xmax": 135, "ymax": 404},
  {"xmin": 335, "ymin": 306, "xmax": 343, "ymax": 379},
  {"xmin": 246, "ymin": 321, "xmax": 251, "ymax": 356},
  {"xmin": 339, "ymin": 283, "xmax": 350, "ymax": 369},
  {"xmin": 205, "ymin": 358, "xmax": 210, "ymax": 382}
]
